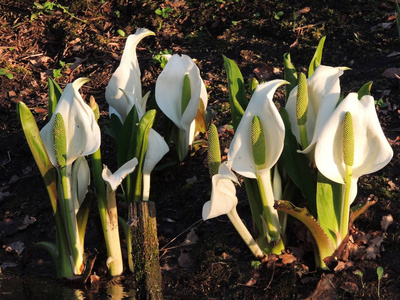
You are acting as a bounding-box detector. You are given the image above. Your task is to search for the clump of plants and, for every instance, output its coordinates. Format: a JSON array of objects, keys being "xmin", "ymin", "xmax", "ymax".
[{"xmin": 16, "ymin": 25, "xmax": 393, "ymax": 300}]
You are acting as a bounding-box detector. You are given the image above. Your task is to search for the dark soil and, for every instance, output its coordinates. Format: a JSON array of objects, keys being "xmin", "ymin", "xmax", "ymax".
[{"xmin": 1, "ymin": 0, "xmax": 400, "ymax": 299}]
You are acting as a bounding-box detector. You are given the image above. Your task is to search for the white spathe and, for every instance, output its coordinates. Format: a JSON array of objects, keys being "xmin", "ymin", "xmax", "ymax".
[
  {"xmin": 202, "ymin": 162, "xmax": 239, "ymax": 220},
  {"xmin": 315, "ymin": 92, "xmax": 394, "ymax": 204},
  {"xmin": 105, "ymin": 28, "xmax": 155, "ymax": 121},
  {"xmin": 228, "ymin": 79, "xmax": 286, "ymax": 179},
  {"xmin": 155, "ymin": 54, "xmax": 207, "ymax": 146},
  {"xmin": 102, "ymin": 158, "xmax": 139, "ymax": 192},
  {"xmin": 40, "ymin": 78, "xmax": 101, "ymax": 167},
  {"xmin": 286, "ymin": 65, "xmax": 344, "ymax": 154}
]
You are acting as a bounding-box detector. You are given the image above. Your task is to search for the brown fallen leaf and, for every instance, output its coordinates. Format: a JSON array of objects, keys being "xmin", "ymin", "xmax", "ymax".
[
  {"xmin": 305, "ymin": 274, "xmax": 338, "ymax": 300},
  {"xmin": 245, "ymin": 271, "xmax": 259, "ymax": 286},
  {"xmin": 279, "ymin": 251, "xmax": 297, "ymax": 265},
  {"xmin": 366, "ymin": 236, "xmax": 384, "ymax": 260},
  {"xmin": 178, "ymin": 250, "xmax": 193, "ymax": 268},
  {"xmin": 382, "ymin": 68, "xmax": 400, "ymax": 79},
  {"xmin": 340, "ymin": 281, "xmax": 359, "ymax": 293},
  {"xmin": 381, "ymin": 214, "xmax": 393, "ymax": 232}
]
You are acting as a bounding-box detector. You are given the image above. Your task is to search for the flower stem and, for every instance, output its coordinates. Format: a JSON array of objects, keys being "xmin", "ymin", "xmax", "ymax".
[
  {"xmin": 59, "ymin": 164, "xmax": 83, "ymax": 275},
  {"xmin": 227, "ymin": 208, "xmax": 264, "ymax": 258},
  {"xmin": 340, "ymin": 165, "xmax": 352, "ymax": 242},
  {"xmin": 299, "ymin": 124, "xmax": 309, "ymax": 150},
  {"xmin": 104, "ymin": 186, "xmax": 124, "ymax": 276},
  {"xmin": 255, "ymin": 171, "xmax": 282, "ymax": 244}
]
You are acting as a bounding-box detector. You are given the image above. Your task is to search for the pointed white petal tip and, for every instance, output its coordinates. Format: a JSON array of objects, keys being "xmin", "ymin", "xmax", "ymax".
[
  {"xmin": 72, "ymin": 77, "xmax": 91, "ymax": 89},
  {"xmin": 102, "ymin": 158, "xmax": 138, "ymax": 192}
]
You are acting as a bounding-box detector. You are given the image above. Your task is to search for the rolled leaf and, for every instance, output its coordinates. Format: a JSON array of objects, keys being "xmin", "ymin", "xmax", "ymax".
[{"xmin": 17, "ymin": 102, "xmax": 58, "ymax": 212}]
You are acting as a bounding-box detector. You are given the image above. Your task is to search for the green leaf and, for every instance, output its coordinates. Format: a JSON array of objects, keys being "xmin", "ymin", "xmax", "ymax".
[
  {"xmin": 357, "ymin": 81, "xmax": 372, "ymax": 99},
  {"xmin": 249, "ymin": 77, "xmax": 259, "ymax": 96},
  {"xmin": 377, "ymin": 266, "xmax": 384, "ymax": 279},
  {"xmin": 279, "ymin": 108, "xmax": 316, "ymax": 215},
  {"xmin": 274, "ymin": 200, "xmax": 335, "ymax": 269},
  {"xmin": 105, "ymin": 113, "xmax": 123, "ymax": 141},
  {"xmin": 17, "ymin": 102, "xmax": 58, "ymax": 212},
  {"xmin": 48, "ymin": 76, "xmax": 63, "ymax": 119},
  {"xmin": 118, "ymin": 106, "xmax": 141, "ymax": 167},
  {"xmin": 316, "ymin": 172, "xmax": 343, "ymax": 247},
  {"xmin": 308, "ymin": 36, "xmax": 326, "ymax": 77},
  {"xmin": 283, "ymin": 52, "xmax": 298, "ymax": 100},
  {"xmin": 223, "ymin": 55, "xmax": 247, "ymax": 131},
  {"xmin": 118, "ymin": 107, "xmax": 156, "ymax": 203},
  {"xmin": 117, "ymin": 29, "xmax": 125, "ymax": 37}
]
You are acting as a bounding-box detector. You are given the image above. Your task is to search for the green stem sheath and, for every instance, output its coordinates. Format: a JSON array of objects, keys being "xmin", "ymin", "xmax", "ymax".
[
  {"xmin": 59, "ymin": 164, "xmax": 83, "ymax": 275},
  {"xmin": 299, "ymin": 124, "xmax": 309, "ymax": 150},
  {"xmin": 340, "ymin": 165, "xmax": 353, "ymax": 242},
  {"xmin": 91, "ymin": 148, "xmax": 123, "ymax": 276},
  {"xmin": 255, "ymin": 171, "xmax": 281, "ymax": 242}
]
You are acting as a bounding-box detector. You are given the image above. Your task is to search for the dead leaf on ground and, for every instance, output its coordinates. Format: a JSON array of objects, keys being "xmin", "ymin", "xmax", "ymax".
[
  {"xmin": 253, "ymin": 65, "xmax": 281, "ymax": 81},
  {"xmin": 340, "ymin": 281, "xmax": 359, "ymax": 293},
  {"xmin": 245, "ymin": 271, "xmax": 259, "ymax": 286},
  {"xmin": 18, "ymin": 215, "xmax": 36, "ymax": 230},
  {"xmin": 381, "ymin": 214, "xmax": 393, "ymax": 232},
  {"xmin": 382, "ymin": 68, "xmax": 400, "ymax": 79},
  {"xmin": 29, "ymin": 55, "xmax": 53, "ymax": 67},
  {"xmin": 305, "ymin": 274, "xmax": 338, "ymax": 300},
  {"xmin": 279, "ymin": 251, "xmax": 297, "ymax": 265},
  {"xmin": 178, "ymin": 250, "xmax": 193, "ymax": 268},
  {"xmin": 5, "ymin": 241, "xmax": 25, "ymax": 255},
  {"xmin": 366, "ymin": 236, "xmax": 384, "ymax": 260},
  {"xmin": 183, "ymin": 228, "xmax": 198, "ymax": 245}
]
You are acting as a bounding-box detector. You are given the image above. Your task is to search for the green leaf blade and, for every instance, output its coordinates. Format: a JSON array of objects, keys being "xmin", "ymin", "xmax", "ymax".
[{"xmin": 17, "ymin": 102, "xmax": 58, "ymax": 212}]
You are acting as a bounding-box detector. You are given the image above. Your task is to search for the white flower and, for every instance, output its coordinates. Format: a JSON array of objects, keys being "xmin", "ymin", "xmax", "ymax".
[
  {"xmin": 40, "ymin": 78, "xmax": 101, "ymax": 167},
  {"xmin": 286, "ymin": 65, "xmax": 344, "ymax": 154},
  {"xmin": 105, "ymin": 28, "xmax": 155, "ymax": 121}
]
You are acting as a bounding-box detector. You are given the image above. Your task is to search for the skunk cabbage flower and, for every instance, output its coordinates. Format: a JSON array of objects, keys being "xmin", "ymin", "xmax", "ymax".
[
  {"xmin": 155, "ymin": 54, "xmax": 207, "ymax": 160},
  {"xmin": 202, "ymin": 162, "xmax": 264, "ymax": 258},
  {"xmin": 286, "ymin": 65, "xmax": 344, "ymax": 154},
  {"xmin": 315, "ymin": 92, "xmax": 393, "ymax": 204},
  {"xmin": 40, "ymin": 78, "xmax": 101, "ymax": 167},
  {"xmin": 202, "ymin": 161, "xmax": 240, "ymax": 220},
  {"xmin": 105, "ymin": 28, "xmax": 155, "ymax": 121},
  {"xmin": 228, "ymin": 79, "xmax": 286, "ymax": 242},
  {"xmin": 228, "ymin": 80, "xmax": 286, "ymax": 179}
]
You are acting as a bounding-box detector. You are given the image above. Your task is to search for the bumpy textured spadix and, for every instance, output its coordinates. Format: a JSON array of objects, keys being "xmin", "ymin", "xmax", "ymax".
[
  {"xmin": 207, "ymin": 123, "xmax": 221, "ymax": 177},
  {"xmin": 296, "ymin": 73, "xmax": 308, "ymax": 126},
  {"xmin": 342, "ymin": 111, "xmax": 354, "ymax": 167}
]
